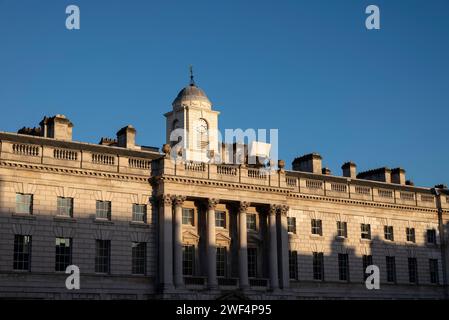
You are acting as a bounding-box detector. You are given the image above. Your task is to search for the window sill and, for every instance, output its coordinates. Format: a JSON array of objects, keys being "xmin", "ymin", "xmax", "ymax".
[
  {"xmin": 129, "ymin": 221, "xmax": 149, "ymax": 228},
  {"xmin": 335, "ymin": 236, "xmax": 347, "ymax": 241},
  {"xmin": 12, "ymin": 213, "xmax": 36, "ymax": 220},
  {"xmin": 310, "ymin": 234, "xmax": 322, "ymax": 239},
  {"xmin": 54, "ymin": 215, "xmax": 76, "ymax": 223},
  {"xmin": 12, "ymin": 269, "xmax": 31, "ymax": 273},
  {"xmin": 360, "ymin": 238, "xmax": 372, "ymax": 242},
  {"xmin": 93, "ymin": 218, "xmax": 114, "ymax": 225}
]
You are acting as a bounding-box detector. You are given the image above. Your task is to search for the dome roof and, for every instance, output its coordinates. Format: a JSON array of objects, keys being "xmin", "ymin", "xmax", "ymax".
[{"xmin": 172, "ymin": 83, "xmax": 211, "ymax": 106}]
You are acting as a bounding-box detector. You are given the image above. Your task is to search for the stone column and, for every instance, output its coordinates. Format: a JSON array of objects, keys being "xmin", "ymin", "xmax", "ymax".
[
  {"xmin": 173, "ymin": 195, "xmax": 186, "ymax": 288},
  {"xmin": 160, "ymin": 194, "xmax": 174, "ymax": 290},
  {"xmin": 268, "ymin": 204, "xmax": 279, "ymax": 290},
  {"xmin": 278, "ymin": 205, "xmax": 290, "ymax": 289},
  {"xmin": 238, "ymin": 201, "xmax": 250, "ymax": 289},
  {"xmin": 207, "ymin": 198, "xmax": 219, "ymax": 289}
]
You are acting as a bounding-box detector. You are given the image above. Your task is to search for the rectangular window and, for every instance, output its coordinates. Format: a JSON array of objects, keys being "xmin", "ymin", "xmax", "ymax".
[
  {"xmin": 16, "ymin": 193, "xmax": 33, "ymax": 215},
  {"xmin": 96, "ymin": 200, "xmax": 111, "ymax": 220},
  {"xmin": 182, "ymin": 208, "xmax": 194, "ymax": 226},
  {"xmin": 247, "ymin": 214, "xmax": 257, "ymax": 231},
  {"xmin": 362, "ymin": 255, "xmax": 373, "ymax": 281},
  {"xmin": 132, "ymin": 204, "xmax": 147, "ymax": 223},
  {"xmin": 427, "ymin": 229, "xmax": 437, "ymax": 245},
  {"xmin": 215, "ymin": 211, "xmax": 226, "ymax": 228},
  {"xmin": 289, "ymin": 250, "xmax": 298, "ymax": 280},
  {"xmin": 95, "ymin": 240, "xmax": 110, "ymax": 274},
  {"xmin": 13, "ymin": 235, "xmax": 32, "ymax": 271},
  {"xmin": 287, "ymin": 217, "xmax": 296, "ymax": 234},
  {"xmin": 338, "ymin": 253, "xmax": 350, "ymax": 281},
  {"xmin": 429, "ymin": 259, "xmax": 439, "ymax": 284},
  {"xmin": 216, "ymin": 247, "xmax": 226, "ymax": 277},
  {"xmin": 337, "ymin": 221, "xmax": 348, "ymax": 238},
  {"xmin": 384, "ymin": 226, "xmax": 394, "ymax": 241},
  {"xmin": 247, "ymin": 248, "xmax": 257, "ymax": 278},
  {"xmin": 182, "ymin": 245, "xmax": 195, "ymax": 276},
  {"xmin": 311, "ymin": 219, "xmax": 322, "ymax": 236},
  {"xmin": 406, "ymin": 228, "xmax": 416, "ymax": 243},
  {"xmin": 408, "ymin": 257, "xmax": 418, "ymax": 284},
  {"xmin": 57, "ymin": 197, "xmax": 73, "ymax": 217},
  {"xmin": 361, "ymin": 224, "xmax": 371, "ymax": 240},
  {"xmin": 55, "ymin": 238, "xmax": 72, "ymax": 272},
  {"xmin": 131, "ymin": 242, "xmax": 146, "ymax": 275},
  {"xmin": 386, "ymin": 256, "xmax": 396, "ymax": 283},
  {"xmin": 312, "ymin": 252, "xmax": 324, "ymax": 280}
]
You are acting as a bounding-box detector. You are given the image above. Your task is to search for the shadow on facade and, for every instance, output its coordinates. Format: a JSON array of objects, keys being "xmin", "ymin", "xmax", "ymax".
[{"xmin": 0, "ymin": 176, "xmax": 448, "ymax": 300}]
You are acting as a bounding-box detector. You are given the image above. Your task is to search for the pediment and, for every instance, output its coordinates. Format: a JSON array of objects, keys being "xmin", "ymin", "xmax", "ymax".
[
  {"xmin": 216, "ymin": 232, "xmax": 231, "ymax": 244},
  {"xmin": 183, "ymin": 230, "xmax": 200, "ymax": 244}
]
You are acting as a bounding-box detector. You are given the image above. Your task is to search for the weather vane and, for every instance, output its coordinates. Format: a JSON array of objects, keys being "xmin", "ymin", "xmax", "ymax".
[{"xmin": 189, "ymin": 65, "xmax": 195, "ymax": 86}]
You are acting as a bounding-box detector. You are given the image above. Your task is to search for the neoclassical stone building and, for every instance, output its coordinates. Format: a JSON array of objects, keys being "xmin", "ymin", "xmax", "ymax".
[{"xmin": 0, "ymin": 77, "xmax": 448, "ymax": 300}]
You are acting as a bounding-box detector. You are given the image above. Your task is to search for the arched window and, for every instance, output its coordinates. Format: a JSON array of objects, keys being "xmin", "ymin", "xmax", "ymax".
[
  {"xmin": 196, "ymin": 118, "xmax": 208, "ymax": 150},
  {"xmin": 171, "ymin": 119, "xmax": 182, "ymax": 147}
]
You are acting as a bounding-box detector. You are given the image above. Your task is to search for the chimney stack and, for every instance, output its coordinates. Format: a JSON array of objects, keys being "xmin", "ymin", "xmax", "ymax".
[
  {"xmin": 391, "ymin": 168, "xmax": 406, "ymax": 185},
  {"xmin": 292, "ymin": 153, "xmax": 322, "ymax": 174},
  {"xmin": 357, "ymin": 167, "xmax": 392, "ymax": 183},
  {"xmin": 40, "ymin": 114, "xmax": 73, "ymax": 141},
  {"xmin": 117, "ymin": 125, "xmax": 136, "ymax": 149},
  {"xmin": 322, "ymin": 167, "xmax": 331, "ymax": 175},
  {"xmin": 342, "ymin": 161, "xmax": 357, "ymax": 178}
]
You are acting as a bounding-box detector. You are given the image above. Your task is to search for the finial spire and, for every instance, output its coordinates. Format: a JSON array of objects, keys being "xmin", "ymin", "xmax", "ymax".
[{"xmin": 189, "ymin": 65, "xmax": 195, "ymax": 86}]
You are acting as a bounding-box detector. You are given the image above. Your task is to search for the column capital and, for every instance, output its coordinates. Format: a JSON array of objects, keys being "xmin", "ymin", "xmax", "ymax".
[
  {"xmin": 161, "ymin": 194, "xmax": 173, "ymax": 206},
  {"xmin": 207, "ymin": 198, "xmax": 219, "ymax": 210},
  {"xmin": 279, "ymin": 205, "xmax": 289, "ymax": 216},
  {"xmin": 239, "ymin": 201, "xmax": 250, "ymax": 213},
  {"xmin": 268, "ymin": 204, "xmax": 278, "ymax": 216},
  {"xmin": 172, "ymin": 195, "xmax": 187, "ymax": 207}
]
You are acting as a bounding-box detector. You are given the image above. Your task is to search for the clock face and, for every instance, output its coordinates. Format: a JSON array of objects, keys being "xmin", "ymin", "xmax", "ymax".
[{"xmin": 196, "ymin": 118, "xmax": 208, "ymax": 134}]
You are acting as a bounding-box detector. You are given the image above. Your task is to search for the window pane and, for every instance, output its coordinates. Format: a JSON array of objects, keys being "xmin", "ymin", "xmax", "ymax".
[
  {"xmin": 215, "ymin": 211, "xmax": 226, "ymax": 228},
  {"xmin": 363, "ymin": 255, "xmax": 373, "ymax": 281},
  {"xmin": 386, "ymin": 256, "xmax": 396, "ymax": 283},
  {"xmin": 95, "ymin": 240, "xmax": 110, "ymax": 273},
  {"xmin": 338, "ymin": 254, "xmax": 349, "ymax": 281},
  {"xmin": 289, "ymin": 251, "xmax": 298, "ymax": 279},
  {"xmin": 248, "ymin": 248, "xmax": 257, "ymax": 278},
  {"xmin": 182, "ymin": 245, "xmax": 195, "ymax": 276},
  {"xmin": 313, "ymin": 252, "xmax": 324, "ymax": 280},
  {"xmin": 55, "ymin": 238, "xmax": 72, "ymax": 271},
  {"xmin": 288, "ymin": 217, "xmax": 296, "ymax": 233},
  {"xmin": 408, "ymin": 258, "xmax": 418, "ymax": 284},
  {"xmin": 247, "ymin": 214, "xmax": 256, "ymax": 231},
  {"xmin": 57, "ymin": 197, "xmax": 73, "ymax": 217},
  {"xmin": 13, "ymin": 235, "xmax": 32, "ymax": 271},
  {"xmin": 132, "ymin": 204, "xmax": 147, "ymax": 222},
  {"xmin": 216, "ymin": 247, "xmax": 226, "ymax": 277},
  {"xmin": 132, "ymin": 242, "xmax": 146, "ymax": 274},
  {"xmin": 16, "ymin": 194, "xmax": 33, "ymax": 215},
  {"xmin": 182, "ymin": 208, "xmax": 194, "ymax": 226},
  {"xmin": 96, "ymin": 201, "xmax": 111, "ymax": 220}
]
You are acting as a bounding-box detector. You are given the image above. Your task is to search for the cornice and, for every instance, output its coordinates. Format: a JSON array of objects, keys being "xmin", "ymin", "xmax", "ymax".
[{"xmin": 159, "ymin": 175, "xmax": 291, "ymax": 195}]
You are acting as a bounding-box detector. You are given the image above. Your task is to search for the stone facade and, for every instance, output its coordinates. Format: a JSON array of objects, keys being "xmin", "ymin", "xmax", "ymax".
[{"xmin": 0, "ymin": 81, "xmax": 448, "ymax": 300}]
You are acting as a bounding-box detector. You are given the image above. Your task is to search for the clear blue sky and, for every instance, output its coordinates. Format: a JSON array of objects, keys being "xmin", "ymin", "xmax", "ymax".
[{"xmin": 0, "ymin": 0, "xmax": 448, "ymax": 187}]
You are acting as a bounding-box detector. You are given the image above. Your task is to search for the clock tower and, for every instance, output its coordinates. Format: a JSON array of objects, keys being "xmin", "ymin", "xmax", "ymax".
[{"xmin": 164, "ymin": 68, "xmax": 220, "ymax": 162}]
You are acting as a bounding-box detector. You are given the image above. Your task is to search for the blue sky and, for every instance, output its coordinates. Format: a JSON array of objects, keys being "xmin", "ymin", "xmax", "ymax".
[{"xmin": 0, "ymin": 0, "xmax": 448, "ymax": 187}]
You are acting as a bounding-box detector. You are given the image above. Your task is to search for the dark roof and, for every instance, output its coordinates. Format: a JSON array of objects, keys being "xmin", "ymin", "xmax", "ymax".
[{"xmin": 172, "ymin": 84, "xmax": 211, "ymax": 105}]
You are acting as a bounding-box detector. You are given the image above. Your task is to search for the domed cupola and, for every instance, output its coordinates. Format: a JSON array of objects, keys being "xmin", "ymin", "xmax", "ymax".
[
  {"xmin": 171, "ymin": 66, "xmax": 212, "ymax": 109},
  {"xmin": 165, "ymin": 66, "xmax": 220, "ymax": 163}
]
